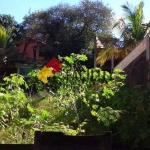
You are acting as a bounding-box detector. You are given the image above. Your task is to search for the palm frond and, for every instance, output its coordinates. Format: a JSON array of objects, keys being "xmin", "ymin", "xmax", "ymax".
[
  {"xmin": 96, "ymin": 47, "xmax": 129, "ymax": 66},
  {"xmin": 0, "ymin": 25, "xmax": 7, "ymax": 48},
  {"xmin": 114, "ymin": 1, "xmax": 145, "ymax": 43},
  {"xmin": 122, "ymin": 3, "xmax": 134, "ymax": 19}
]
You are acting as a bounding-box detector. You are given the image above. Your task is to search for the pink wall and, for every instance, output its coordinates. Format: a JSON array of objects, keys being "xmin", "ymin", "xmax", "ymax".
[
  {"xmin": 19, "ymin": 41, "xmax": 44, "ymax": 61},
  {"xmin": 19, "ymin": 42, "xmax": 34, "ymax": 59}
]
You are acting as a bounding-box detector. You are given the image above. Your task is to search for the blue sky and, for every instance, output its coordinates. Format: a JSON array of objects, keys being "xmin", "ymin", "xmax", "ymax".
[{"xmin": 0, "ymin": 0, "xmax": 149, "ymax": 24}]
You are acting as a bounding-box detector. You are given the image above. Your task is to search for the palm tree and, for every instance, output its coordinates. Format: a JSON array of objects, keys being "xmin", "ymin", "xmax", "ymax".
[
  {"xmin": 0, "ymin": 15, "xmax": 25, "ymax": 66},
  {"xmin": 119, "ymin": 1, "xmax": 145, "ymax": 42},
  {"xmin": 0, "ymin": 25, "xmax": 7, "ymax": 65},
  {"xmin": 0, "ymin": 25, "xmax": 7, "ymax": 48},
  {"xmin": 97, "ymin": 1, "xmax": 146, "ymax": 68}
]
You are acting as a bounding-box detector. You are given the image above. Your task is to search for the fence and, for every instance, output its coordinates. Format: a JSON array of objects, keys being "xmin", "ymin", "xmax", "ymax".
[
  {"xmin": 34, "ymin": 131, "xmax": 112, "ymax": 150},
  {"xmin": 0, "ymin": 144, "xmax": 33, "ymax": 150},
  {"xmin": 0, "ymin": 131, "xmax": 149, "ymax": 150},
  {"xmin": 0, "ymin": 131, "xmax": 112, "ymax": 150}
]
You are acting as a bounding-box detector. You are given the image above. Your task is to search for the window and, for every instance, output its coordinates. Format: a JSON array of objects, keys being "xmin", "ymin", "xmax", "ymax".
[{"xmin": 19, "ymin": 68, "xmax": 32, "ymax": 76}]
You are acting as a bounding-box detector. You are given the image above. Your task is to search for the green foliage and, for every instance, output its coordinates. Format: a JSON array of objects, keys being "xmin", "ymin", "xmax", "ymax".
[
  {"xmin": 113, "ymin": 1, "xmax": 146, "ymax": 43},
  {"xmin": 97, "ymin": 1, "xmax": 147, "ymax": 66},
  {"xmin": 110, "ymin": 86, "xmax": 150, "ymax": 148},
  {"xmin": 27, "ymin": 69, "xmax": 44, "ymax": 97},
  {"xmin": 46, "ymin": 53, "xmax": 125, "ymax": 135},
  {"xmin": 23, "ymin": 0, "xmax": 113, "ymax": 57},
  {"xmin": 0, "ymin": 74, "xmax": 29, "ymax": 143},
  {"xmin": 0, "ymin": 14, "xmax": 26, "ymax": 66},
  {"xmin": 2, "ymin": 53, "xmax": 150, "ymax": 148},
  {"xmin": 0, "ymin": 25, "xmax": 7, "ymax": 48}
]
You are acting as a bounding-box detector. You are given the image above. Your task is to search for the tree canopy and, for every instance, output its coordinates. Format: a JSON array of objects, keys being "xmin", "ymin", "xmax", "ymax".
[{"xmin": 23, "ymin": 0, "xmax": 113, "ymax": 57}]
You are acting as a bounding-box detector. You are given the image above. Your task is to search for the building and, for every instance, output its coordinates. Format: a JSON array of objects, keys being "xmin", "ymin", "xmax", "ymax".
[
  {"xmin": 0, "ymin": 38, "xmax": 50, "ymax": 77},
  {"xmin": 115, "ymin": 35, "xmax": 150, "ymax": 88}
]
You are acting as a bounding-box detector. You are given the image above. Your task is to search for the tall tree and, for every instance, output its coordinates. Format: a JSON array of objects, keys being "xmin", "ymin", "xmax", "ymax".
[
  {"xmin": 119, "ymin": 1, "xmax": 145, "ymax": 42},
  {"xmin": 23, "ymin": 0, "xmax": 113, "ymax": 58}
]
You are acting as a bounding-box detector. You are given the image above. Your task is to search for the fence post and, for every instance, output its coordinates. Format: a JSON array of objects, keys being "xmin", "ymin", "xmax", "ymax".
[
  {"xmin": 34, "ymin": 131, "xmax": 41, "ymax": 150},
  {"xmin": 104, "ymin": 131, "xmax": 112, "ymax": 150}
]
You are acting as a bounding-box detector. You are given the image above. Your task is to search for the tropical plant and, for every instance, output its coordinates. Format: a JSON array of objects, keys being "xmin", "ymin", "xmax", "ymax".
[
  {"xmin": 96, "ymin": 42, "xmax": 129, "ymax": 67},
  {"xmin": 0, "ymin": 25, "xmax": 7, "ymax": 48},
  {"xmin": 96, "ymin": 1, "xmax": 146, "ymax": 67},
  {"xmin": 2, "ymin": 53, "xmax": 150, "ymax": 147},
  {"xmin": 0, "ymin": 14, "xmax": 26, "ymax": 66},
  {"xmin": 118, "ymin": 1, "xmax": 145, "ymax": 42},
  {"xmin": 0, "ymin": 53, "xmax": 125, "ymax": 143},
  {"xmin": 0, "ymin": 25, "xmax": 7, "ymax": 65},
  {"xmin": 0, "ymin": 14, "xmax": 20, "ymax": 49},
  {"xmin": 45, "ymin": 53, "xmax": 126, "ymax": 135}
]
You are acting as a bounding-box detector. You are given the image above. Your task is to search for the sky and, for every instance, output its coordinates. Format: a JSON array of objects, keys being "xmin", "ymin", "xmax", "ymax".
[
  {"xmin": 0, "ymin": 0, "xmax": 149, "ymax": 37},
  {"xmin": 0, "ymin": 0, "xmax": 149, "ymax": 23}
]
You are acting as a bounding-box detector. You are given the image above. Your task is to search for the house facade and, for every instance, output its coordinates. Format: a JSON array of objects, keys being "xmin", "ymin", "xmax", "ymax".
[
  {"xmin": 0, "ymin": 39, "xmax": 49, "ymax": 77},
  {"xmin": 16, "ymin": 39, "xmax": 47, "ymax": 76}
]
